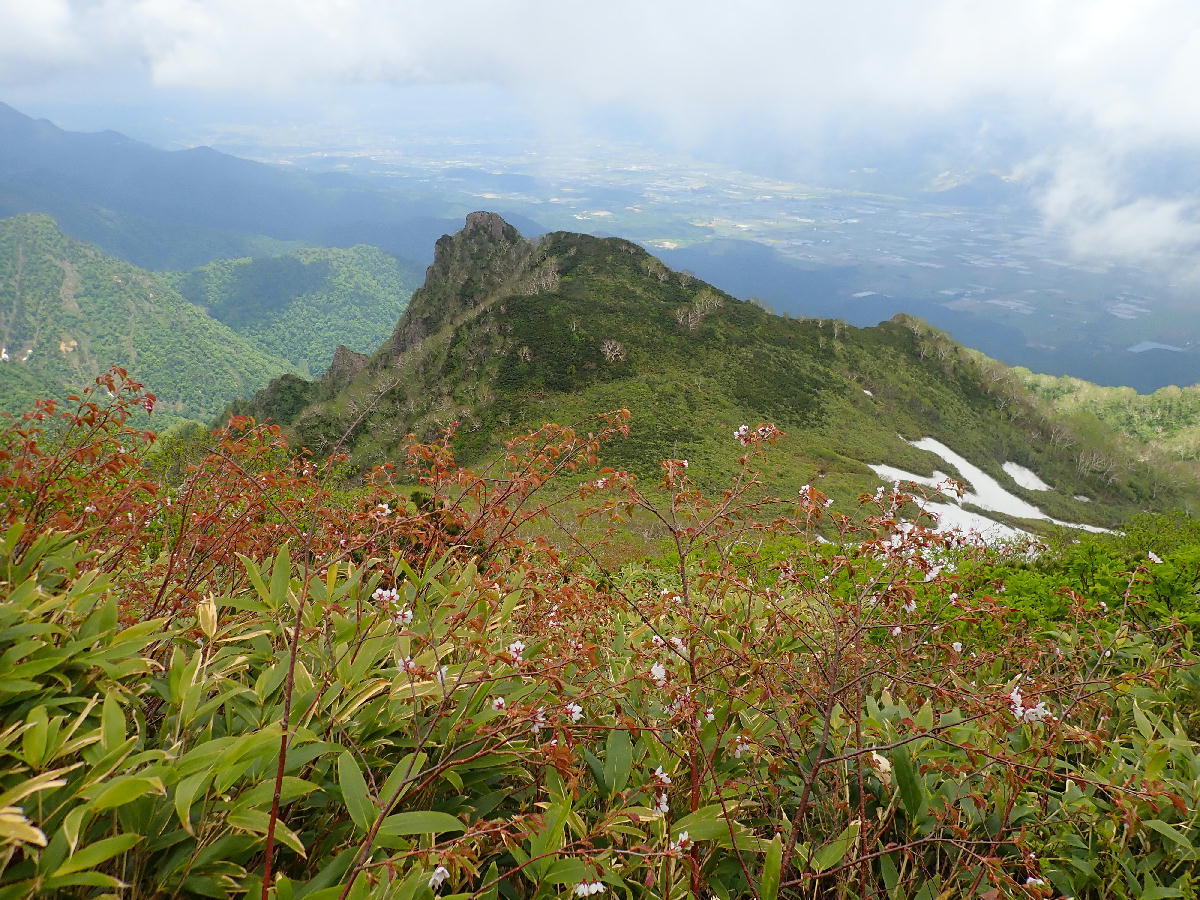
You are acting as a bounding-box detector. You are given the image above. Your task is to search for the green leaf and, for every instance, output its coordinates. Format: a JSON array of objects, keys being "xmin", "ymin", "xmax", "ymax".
[
  {"xmin": 270, "ymin": 545, "xmax": 292, "ymax": 610},
  {"xmin": 759, "ymin": 834, "xmax": 782, "ymax": 900},
  {"xmin": 52, "ymin": 833, "xmax": 142, "ymax": 876},
  {"xmin": 89, "ymin": 776, "xmax": 164, "ymax": 810},
  {"xmin": 672, "ymin": 804, "xmax": 736, "ymax": 842},
  {"xmin": 337, "ymin": 752, "xmax": 375, "ymax": 832},
  {"xmin": 811, "ymin": 820, "xmax": 860, "ymax": 873},
  {"xmin": 604, "ymin": 729, "xmax": 633, "ymax": 796},
  {"xmin": 174, "ymin": 772, "xmax": 209, "ymax": 834},
  {"xmin": 892, "ymin": 751, "xmax": 925, "ymax": 819},
  {"xmin": 379, "ymin": 811, "xmax": 467, "ymax": 836},
  {"xmin": 1143, "ymin": 820, "xmax": 1195, "ymax": 856},
  {"xmin": 543, "ymin": 858, "xmax": 587, "ymax": 884}
]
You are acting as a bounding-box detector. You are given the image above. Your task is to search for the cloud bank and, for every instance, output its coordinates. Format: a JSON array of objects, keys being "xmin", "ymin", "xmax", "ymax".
[{"xmin": 3, "ymin": 0, "xmax": 1200, "ymax": 271}]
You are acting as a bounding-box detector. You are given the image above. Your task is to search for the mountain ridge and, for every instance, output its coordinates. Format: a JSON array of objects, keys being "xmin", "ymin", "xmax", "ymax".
[{"xmin": 241, "ymin": 212, "xmax": 1192, "ymax": 532}]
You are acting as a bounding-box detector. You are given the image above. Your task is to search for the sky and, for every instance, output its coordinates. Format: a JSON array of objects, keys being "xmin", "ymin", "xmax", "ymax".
[{"xmin": 3, "ymin": 0, "xmax": 1200, "ymax": 274}]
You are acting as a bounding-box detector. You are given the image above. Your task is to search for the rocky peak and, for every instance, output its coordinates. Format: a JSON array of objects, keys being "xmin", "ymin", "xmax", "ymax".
[{"xmin": 386, "ymin": 212, "xmax": 534, "ymax": 357}]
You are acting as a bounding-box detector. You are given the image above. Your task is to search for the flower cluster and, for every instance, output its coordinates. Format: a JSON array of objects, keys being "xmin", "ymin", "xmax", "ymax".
[
  {"xmin": 574, "ymin": 881, "xmax": 606, "ymax": 896},
  {"xmin": 1009, "ymin": 683, "xmax": 1052, "ymax": 724}
]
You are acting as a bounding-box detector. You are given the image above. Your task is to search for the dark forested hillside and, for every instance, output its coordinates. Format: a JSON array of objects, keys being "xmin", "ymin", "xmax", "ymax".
[
  {"xmin": 0, "ymin": 214, "xmax": 291, "ymax": 419},
  {"xmin": 167, "ymin": 246, "xmax": 418, "ymax": 373}
]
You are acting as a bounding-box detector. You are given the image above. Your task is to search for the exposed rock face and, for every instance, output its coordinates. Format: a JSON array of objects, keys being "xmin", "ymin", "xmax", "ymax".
[
  {"xmin": 385, "ymin": 212, "xmax": 533, "ymax": 358},
  {"xmin": 325, "ymin": 344, "xmax": 368, "ymax": 383}
]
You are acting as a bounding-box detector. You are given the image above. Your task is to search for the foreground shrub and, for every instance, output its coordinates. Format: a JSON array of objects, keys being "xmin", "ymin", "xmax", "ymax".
[{"xmin": 0, "ymin": 371, "xmax": 1196, "ymax": 899}]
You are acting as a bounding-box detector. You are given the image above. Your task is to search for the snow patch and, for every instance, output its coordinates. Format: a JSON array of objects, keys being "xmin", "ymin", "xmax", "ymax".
[
  {"xmin": 870, "ymin": 437, "xmax": 1112, "ymax": 536},
  {"xmin": 1003, "ymin": 462, "xmax": 1051, "ymax": 491}
]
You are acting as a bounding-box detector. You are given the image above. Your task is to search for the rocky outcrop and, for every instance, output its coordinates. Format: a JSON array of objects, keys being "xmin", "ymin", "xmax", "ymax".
[
  {"xmin": 385, "ymin": 212, "xmax": 533, "ymax": 358},
  {"xmin": 325, "ymin": 344, "xmax": 368, "ymax": 383}
]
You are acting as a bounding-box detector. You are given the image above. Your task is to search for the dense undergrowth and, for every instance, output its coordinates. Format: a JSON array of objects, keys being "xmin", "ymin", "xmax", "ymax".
[{"xmin": 0, "ymin": 370, "xmax": 1198, "ymax": 899}]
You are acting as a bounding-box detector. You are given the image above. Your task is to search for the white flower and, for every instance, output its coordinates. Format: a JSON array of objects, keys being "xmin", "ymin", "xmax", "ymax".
[
  {"xmin": 531, "ymin": 707, "xmax": 547, "ymax": 733},
  {"xmin": 372, "ymin": 586, "xmax": 400, "ymax": 605},
  {"xmin": 923, "ymin": 565, "xmax": 943, "ymax": 582},
  {"xmin": 650, "ymin": 662, "xmax": 668, "ymax": 688},
  {"xmin": 376, "ymin": 503, "xmax": 392, "ymax": 516},
  {"xmin": 574, "ymin": 882, "xmax": 606, "ymax": 896},
  {"xmin": 1010, "ymin": 684, "xmax": 1051, "ymax": 724},
  {"xmin": 400, "ymin": 657, "xmax": 419, "ymax": 674},
  {"xmin": 565, "ymin": 701, "xmax": 583, "ymax": 723},
  {"xmin": 651, "ymin": 634, "xmax": 666, "ymax": 647},
  {"xmin": 669, "ymin": 636, "xmax": 687, "ymax": 655},
  {"xmin": 733, "ymin": 736, "xmax": 752, "ymax": 758},
  {"xmin": 653, "ymin": 766, "xmax": 672, "ymax": 785},
  {"xmin": 507, "ymin": 640, "xmax": 526, "ymax": 663},
  {"xmin": 652, "ymin": 791, "xmax": 669, "ymax": 815},
  {"xmin": 393, "ymin": 607, "xmax": 413, "ymax": 626},
  {"xmin": 680, "ymin": 459, "xmax": 688, "ymax": 468},
  {"xmin": 84, "ymin": 504, "xmax": 97, "ymax": 514},
  {"xmin": 734, "ymin": 424, "xmax": 751, "ymax": 445},
  {"xmin": 704, "ymin": 707, "xmax": 715, "ymax": 723},
  {"xmin": 1148, "ymin": 551, "xmax": 1163, "ymax": 564},
  {"xmin": 891, "ymin": 626, "xmax": 902, "ymax": 637},
  {"xmin": 903, "ymin": 598, "xmax": 917, "ymax": 614},
  {"xmin": 428, "ymin": 865, "xmax": 450, "ymax": 890},
  {"xmin": 951, "ymin": 641, "xmax": 963, "ymax": 653},
  {"xmin": 669, "ymin": 830, "xmax": 693, "ymax": 852},
  {"xmin": 492, "ymin": 696, "xmax": 507, "ymax": 711},
  {"xmin": 435, "ymin": 666, "xmax": 449, "ymax": 686},
  {"xmin": 595, "ymin": 477, "xmax": 609, "ymax": 489},
  {"xmin": 1025, "ymin": 876, "xmax": 1045, "ymax": 886}
]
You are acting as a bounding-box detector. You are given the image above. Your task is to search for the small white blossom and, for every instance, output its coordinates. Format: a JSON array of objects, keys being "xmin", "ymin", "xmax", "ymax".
[
  {"xmin": 531, "ymin": 707, "xmax": 547, "ymax": 733},
  {"xmin": 1148, "ymin": 551, "xmax": 1163, "ymax": 564},
  {"xmin": 574, "ymin": 882, "xmax": 606, "ymax": 896},
  {"xmin": 653, "ymin": 766, "xmax": 672, "ymax": 785},
  {"xmin": 428, "ymin": 866, "xmax": 450, "ymax": 890},
  {"xmin": 393, "ymin": 607, "xmax": 413, "ymax": 626},
  {"xmin": 903, "ymin": 598, "xmax": 917, "ymax": 614},
  {"xmin": 565, "ymin": 701, "xmax": 583, "ymax": 723},
  {"xmin": 507, "ymin": 640, "xmax": 526, "ymax": 663},
  {"xmin": 650, "ymin": 662, "xmax": 668, "ymax": 688},
  {"xmin": 372, "ymin": 586, "xmax": 400, "ymax": 605},
  {"xmin": 891, "ymin": 626, "xmax": 902, "ymax": 637},
  {"xmin": 1025, "ymin": 877, "xmax": 1045, "ymax": 886},
  {"xmin": 652, "ymin": 791, "xmax": 669, "ymax": 815},
  {"xmin": 376, "ymin": 503, "xmax": 392, "ymax": 516},
  {"xmin": 492, "ymin": 696, "xmax": 507, "ymax": 711},
  {"xmin": 951, "ymin": 641, "xmax": 963, "ymax": 653},
  {"xmin": 400, "ymin": 657, "xmax": 419, "ymax": 674},
  {"xmin": 669, "ymin": 830, "xmax": 693, "ymax": 853}
]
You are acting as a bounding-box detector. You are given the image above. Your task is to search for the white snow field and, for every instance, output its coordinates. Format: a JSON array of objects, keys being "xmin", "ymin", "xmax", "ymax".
[
  {"xmin": 1003, "ymin": 461, "xmax": 1052, "ymax": 491},
  {"xmin": 869, "ymin": 437, "xmax": 1112, "ymax": 540}
]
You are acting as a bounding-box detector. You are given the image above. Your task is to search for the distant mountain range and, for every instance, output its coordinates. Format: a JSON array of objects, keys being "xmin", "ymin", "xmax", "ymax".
[
  {"xmin": 241, "ymin": 212, "xmax": 1196, "ymax": 532},
  {"xmin": 0, "ymin": 101, "xmax": 478, "ymax": 270}
]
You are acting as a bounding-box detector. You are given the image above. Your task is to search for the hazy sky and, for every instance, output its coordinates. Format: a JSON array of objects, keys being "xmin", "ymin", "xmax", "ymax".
[{"xmin": 3, "ymin": 0, "xmax": 1200, "ymax": 273}]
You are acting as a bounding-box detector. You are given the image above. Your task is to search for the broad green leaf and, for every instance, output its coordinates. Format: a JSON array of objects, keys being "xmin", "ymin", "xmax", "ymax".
[
  {"xmin": 811, "ymin": 820, "xmax": 860, "ymax": 873},
  {"xmin": 604, "ymin": 729, "xmax": 633, "ymax": 796},
  {"xmin": 379, "ymin": 810, "xmax": 467, "ymax": 835},
  {"xmin": 759, "ymin": 834, "xmax": 782, "ymax": 900},
  {"xmin": 1143, "ymin": 820, "xmax": 1195, "ymax": 855},
  {"xmin": 88, "ymin": 776, "xmax": 164, "ymax": 810},
  {"xmin": 52, "ymin": 833, "xmax": 142, "ymax": 876},
  {"xmin": 174, "ymin": 772, "xmax": 209, "ymax": 834},
  {"xmin": 337, "ymin": 752, "xmax": 375, "ymax": 832},
  {"xmin": 892, "ymin": 751, "xmax": 924, "ymax": 819}
]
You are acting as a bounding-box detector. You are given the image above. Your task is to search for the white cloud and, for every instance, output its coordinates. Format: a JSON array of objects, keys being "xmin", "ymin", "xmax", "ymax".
[{"xmin": 4, "ymin": 0, "xmax": 1200, "ymax": 270}]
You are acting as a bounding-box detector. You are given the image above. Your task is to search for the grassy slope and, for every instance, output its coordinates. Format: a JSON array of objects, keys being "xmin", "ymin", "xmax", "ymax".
[
  {"xmin": 0, "ymin": 213, "xmax": 293, "ymax": 420},
  {"xmin": 1019, "ymin": 367, "xmax": 1200, "ymax": 460},
  {"xmin": 165, "ymin": 246, "xmax": 418, "ymax": 374},
  {"xmin": 246, "ymin": 222, "xmax": 1186, "ymax": 531}
]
